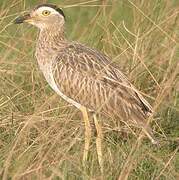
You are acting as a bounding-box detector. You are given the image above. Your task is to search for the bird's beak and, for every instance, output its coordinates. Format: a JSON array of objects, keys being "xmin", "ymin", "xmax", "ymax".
[{"xmin": 14, "ymin": 13, "xmax": 32, "ymax": 24}]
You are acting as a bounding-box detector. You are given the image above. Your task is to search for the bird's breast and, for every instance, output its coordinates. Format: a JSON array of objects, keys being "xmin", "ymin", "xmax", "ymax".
[{"xmin": 36, "ymin": 56, "xmax": 82, "ymax": 109}]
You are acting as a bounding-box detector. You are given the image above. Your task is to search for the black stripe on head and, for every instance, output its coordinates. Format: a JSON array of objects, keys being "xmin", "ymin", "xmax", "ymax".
[{"xmin": 35, "ymin": 4, "xmax": 65, "ymax": 19}]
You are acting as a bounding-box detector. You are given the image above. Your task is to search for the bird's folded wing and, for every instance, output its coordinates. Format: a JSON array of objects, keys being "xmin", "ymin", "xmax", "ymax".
[{"xmin": 53, "ymin": 43, "xmax": 153, "ymax": 115}]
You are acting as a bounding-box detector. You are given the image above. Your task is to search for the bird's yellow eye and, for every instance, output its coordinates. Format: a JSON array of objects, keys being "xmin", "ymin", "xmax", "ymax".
[{"xmin": 42, "ymin": 10, "xmax": 51, "ymax": 16}]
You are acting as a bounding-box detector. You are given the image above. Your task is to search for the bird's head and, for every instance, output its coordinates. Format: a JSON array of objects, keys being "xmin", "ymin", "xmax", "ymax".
[{"xmin": 14, "ymin": 4, "xmax": 65, "ymax": 31}]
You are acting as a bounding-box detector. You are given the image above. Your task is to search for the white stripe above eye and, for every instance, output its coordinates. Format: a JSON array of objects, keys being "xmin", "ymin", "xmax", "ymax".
[{"xmin": 37, "ymin": 6, "xmax": 59, "ymax": 15}]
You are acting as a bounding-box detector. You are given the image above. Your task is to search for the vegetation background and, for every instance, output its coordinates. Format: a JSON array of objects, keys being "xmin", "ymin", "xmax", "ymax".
[{"xmin": 0, "ymin": 0, "xmax": 179, "ymax": 179}]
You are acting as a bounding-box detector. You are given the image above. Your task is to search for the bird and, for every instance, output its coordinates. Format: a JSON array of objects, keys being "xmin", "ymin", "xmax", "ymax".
[{"xmin": 14, "ymin": 3, "xmax": 157, "ymax": 172}]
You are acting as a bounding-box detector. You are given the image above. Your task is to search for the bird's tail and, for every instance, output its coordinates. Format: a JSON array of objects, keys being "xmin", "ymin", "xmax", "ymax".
[{"xmin": 140, "ymin": 122, "xmax": 158, "ymax": 145}]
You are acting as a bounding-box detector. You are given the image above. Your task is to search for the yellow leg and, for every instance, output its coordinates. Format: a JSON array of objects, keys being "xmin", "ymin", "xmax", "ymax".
[
  {"xmin": 80, "ymin": 106, "xmax": 92, "ymax": 164},
  {"xmin": 93, "ymin": 114, "xmax": 104, "ymax": 175}
]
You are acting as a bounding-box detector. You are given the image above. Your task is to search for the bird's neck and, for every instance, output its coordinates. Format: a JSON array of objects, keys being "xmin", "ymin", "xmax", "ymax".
[
  {"xmin": 38, "ymin": 23, "xmax": 68, "ymax": 49},
  {"xmin": 36, "ymin": 27, "xmax": 67, "ymax": 66}
]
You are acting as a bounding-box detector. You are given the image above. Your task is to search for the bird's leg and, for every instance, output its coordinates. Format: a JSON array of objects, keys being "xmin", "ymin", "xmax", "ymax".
[
  {"xmin": 93, "ymin": 114, "xmax": 104, "ymax": 175},
  {"xmin": 80, "ymin": 106, "xmax": 92, "ymax": 164}
]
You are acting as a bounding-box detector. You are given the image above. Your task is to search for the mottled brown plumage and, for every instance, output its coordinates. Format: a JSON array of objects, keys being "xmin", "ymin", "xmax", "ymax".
[
  {"xmin": 14, "ymin": 4, "xmax": 157, "ymax": 145},
  {"xmin": 53, "ymin": 43, "xmax": 152, "ymax": 119}
]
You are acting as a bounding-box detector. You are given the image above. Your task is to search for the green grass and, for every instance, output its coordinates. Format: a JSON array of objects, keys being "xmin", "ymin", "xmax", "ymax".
[{"xmin": 0, "ymin": 0, "xmax": 179, "ymax": 179}]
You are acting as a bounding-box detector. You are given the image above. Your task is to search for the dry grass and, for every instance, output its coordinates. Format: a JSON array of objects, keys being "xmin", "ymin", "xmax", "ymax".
[{"xmin": 0, "ymin": 0, "xmax": 179, "ymax": 179}]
